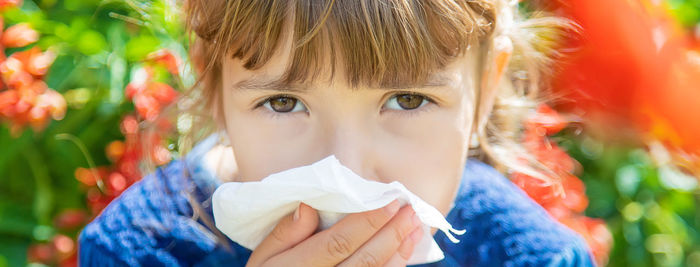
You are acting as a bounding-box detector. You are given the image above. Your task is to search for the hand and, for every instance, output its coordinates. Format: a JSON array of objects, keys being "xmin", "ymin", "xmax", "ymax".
[{"xmin": 245, "ymin": 200, "xmax": 423, "ymax": 267}]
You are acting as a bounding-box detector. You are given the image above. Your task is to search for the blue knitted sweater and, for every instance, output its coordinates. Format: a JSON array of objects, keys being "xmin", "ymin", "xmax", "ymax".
[{"xmin": 78, "ymin": 136, "xmax": 595, "ymax": 266}]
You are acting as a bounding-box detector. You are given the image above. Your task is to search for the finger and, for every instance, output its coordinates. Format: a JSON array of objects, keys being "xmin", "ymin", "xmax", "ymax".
[
  {"xmin": 337, "ymin": 206, "xmax": 421, "ymax": 267},
  {"xmin": 383, "ymin": 227, "xmax": 423, "ymax": 267},
  {"xmin": 275, "ymin": 199, "xmax": 401, "ymax": 266},
  {"xmin": 247, "ymin": 203, "xmax": 318, "ymax": 267},
  {"xmin": 397, "ymin": 227, "xmax": 422, "ymax": 260}
]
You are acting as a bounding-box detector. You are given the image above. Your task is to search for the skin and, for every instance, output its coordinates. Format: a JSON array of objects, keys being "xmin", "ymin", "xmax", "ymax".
[{"xmin": 205, "ymin": 25, "xmax": 511, "ymax": 266}]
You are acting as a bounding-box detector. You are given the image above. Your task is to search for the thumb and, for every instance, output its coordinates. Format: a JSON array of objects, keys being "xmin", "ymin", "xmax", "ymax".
[{"xmin": 246, "ymin": 203, "xmax": 319, "ymax": 266}]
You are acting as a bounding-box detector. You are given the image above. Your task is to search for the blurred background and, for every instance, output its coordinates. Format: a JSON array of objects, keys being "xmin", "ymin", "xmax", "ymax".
[{"xmin": 0, "ymin": 0, "xmax": 698, "ymax": 266}]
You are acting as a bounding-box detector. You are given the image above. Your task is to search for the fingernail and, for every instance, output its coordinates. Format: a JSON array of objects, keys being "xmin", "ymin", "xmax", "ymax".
[
  {"xmin": 293, "ymin": 203, "xmax": 301, "ymax": 221},
  {"xmin": 410, "ymin": 227, "xmax": 423, "ymax": 242},
  {"xmin": 384, "ymin": 199, "xmax": 400, "ymax": 216},
  {"xmin": 411, "ymin": 212, "xmax": 421, "ymax": 227}
]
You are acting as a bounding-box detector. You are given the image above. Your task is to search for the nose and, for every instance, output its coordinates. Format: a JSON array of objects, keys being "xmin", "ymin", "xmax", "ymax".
[{"xmin": 323, "ymin": 118, "xmax": 379, "ymax": 181}]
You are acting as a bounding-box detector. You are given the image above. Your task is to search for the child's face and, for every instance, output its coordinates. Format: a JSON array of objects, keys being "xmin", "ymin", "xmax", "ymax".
[{"xmin": 219, "ymin": 31, "xmax": 480, "ymax": 215}]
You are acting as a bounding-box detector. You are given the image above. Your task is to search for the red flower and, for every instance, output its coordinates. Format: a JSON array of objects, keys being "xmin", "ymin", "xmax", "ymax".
[
  {"xmin": 54, "ymin": 209, "xmax": 88, "ymax": 230},
  {"xmin": 120, "ymin": 115, "xmax": 139, "ymax": 136},
  {"xmin": 526, "ymin": 105, "xmax": 568, "ymax": 136},
  {"xmin": 0, "ymin": 89, "xmax": 18, "ymax": 117},
  {"xmin": 0, "ymin": 56, "xmax": 33, "ymax": 89},
  {"xmin": 146, "ymin": 49, "xmax": 180, "ymax": 75},
  {"xmin": 27, "ymin": 243, "xmax": 55, "ymax": 264},
  {"xmin": 148, "ymin": 82, "xmax": 177, "ymax": 104},
  {"xmin": 52, "ymin": 234, "xmax": 75, "ymax": 259},
  {"xmin": 27, "ymin": 49, "xmax": 57, "ymax": 77},
  {"xmin": 125, "ymin": 67, "xmax": 178, "ymax": 121},
  {"xmin": 107, "ymin": 172, "xmax": 127, "ymax": 192},
  {"xmin": 1, "ymin": 23, "xmax": 38, "ymax": 48},
  {"xmin": 0, "ymin": 0, "xmax": 22, "ymax": 10},
  {"xmin": 511, "ymin": 104, "xmax": 611, "ymax": 265},
  {"xmin": 134, "ymin": 93, "xmax": 161, "ymax": 121}
]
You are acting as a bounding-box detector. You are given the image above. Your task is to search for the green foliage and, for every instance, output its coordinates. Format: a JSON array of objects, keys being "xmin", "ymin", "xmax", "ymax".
[
  {"xmin": 0, "ymin": 0, "xmax": 188, "ymax": 265},
  {"xmin": 558, "ymin": 132, "xmax": 700, "ymax": 267},
  {"xmin": 668, "ymin": 0, "xmax": 700, "ymax": 27}
]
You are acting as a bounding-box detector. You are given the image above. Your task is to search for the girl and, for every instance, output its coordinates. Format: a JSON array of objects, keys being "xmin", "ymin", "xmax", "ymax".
[{"xmin": 79, "ymin": 0, "xmax": 594, "ymax": 266}]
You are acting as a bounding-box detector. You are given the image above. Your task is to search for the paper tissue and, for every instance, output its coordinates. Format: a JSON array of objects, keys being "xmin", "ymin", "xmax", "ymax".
[{"xmin": 212, "ymin": 155, "xmax": 465, "ymax": 264}]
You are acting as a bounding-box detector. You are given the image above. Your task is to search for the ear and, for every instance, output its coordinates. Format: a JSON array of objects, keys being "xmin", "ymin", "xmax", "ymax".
[
  {"xmin": 473, "ymin": 35, "xmax": 513, "ymax": 137},
  {"xmin": 203, "ymin": 136, "xmax": 239, "ymax": 182}
]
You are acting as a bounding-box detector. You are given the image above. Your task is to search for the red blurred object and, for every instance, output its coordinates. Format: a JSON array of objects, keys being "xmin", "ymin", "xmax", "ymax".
[
  {"xmin": 0, "ymin": 0, "xmax": 22, "ymax": 10},
  {"xmin": 120, "ymin": 114, "xmax": 139, "ymax": 136},
  {"xmin": 148, "ymin": 82, "xmax": 177, "ymax": 104},
  {"xmin": 1, "ymin": 22, "xmax": 37, "ymax": 47},
  {"xmin": 73, "ymin": 167, "xmax": 108, "ymax": 187},
  {"xmin": 0, "ymin": 19, "xmax": 64, "ymax": 135},
  {"xmin": 541, "ymin": 0, "xmax": 700, "ymax": 154},
  {"xmin": 512, "ymin": 104, "xmax": 612, "ymax": 265},
  {"xmin": 27, "ymin": 49, "xmax": 57, "ymax": 77},
  {"xmin": 146, "ymin": 49, "xmax": 181, "ymax": 75},
  {"xmin": 526, "ymin": 105, "xmax": 568, "ymax": 136},
  {"xmin": 125, "ymin": 67, "xmax": 178, "ymax": 121},
  {"xmin": 54, "ymin": 209, "xmax": 88, "ymax": 230},
  {"xmin": 76, "ymin": 113, "xmax": 174, "ymax": 218},
  {"xmin": 26, "ymin": 243, "xmax": 55, "ymax": 264},
  {"xmin": 66, "ymin": 55, "xmax": 179, "ymax": 225},
  {"xmin": 105, "ymin": 140, "xmax": 126, "ymax": 162},
  {"xmin": 58, "ymin": 253, "xmax": 78, "ymax": 267},
  {"xmin": 26, "ymin": 233, "xmax": 79, "ymax": 267},
  {"xmin": 133, "ymin": 93, "xmax": 161, "ymax": 121},
  {"xmin": 558, "ymin": 215, "xmax": 613, "ymax": 266},
  {"xmin": 108, "ymin": 172, "xmax": 127, "ymax": 192},
  {"xmin": 52, "ymin": 234, "xmax": 76, "ymax": 259},
  {"xmin": 0, "ymin": 56, "xmax": 33, "ymax": 89}
]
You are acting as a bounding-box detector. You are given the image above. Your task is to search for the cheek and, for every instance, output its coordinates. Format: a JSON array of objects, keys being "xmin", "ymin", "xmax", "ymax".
[
  {"xmin": 222, "ymin": 95, "xmax": 312, "ymax": 181},
  {"xmin": 377, "ymin": 107, "xmax": 473, "ymax": 215}
]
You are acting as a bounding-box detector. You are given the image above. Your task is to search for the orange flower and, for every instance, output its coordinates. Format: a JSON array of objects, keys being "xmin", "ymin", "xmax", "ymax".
[
  {"xmin": 1, "ymin": 23, "xmax": 38, "ymax": 48},
  {"xmin": 105, "ymin": 140, "xmax": 126, "ymax": 162},
  {"xmin": 147, "ymin": 81, "xmax": 177, "ymax": 104},
  {"xmin": 0, "ymin": 89, "xmax": 18, "ymax": 117},
  {"xmin": 37, "ymin": 89, "xmax": 67, "ymax": 120},
  {"xmin": 27, "ymin": 49, "xmax": 57, "ymax": 77},
  {"xmin": 0, "ymin": 0, "xmax": 22, "ymax": 10},
  {"xmin": 133, "ymin": 93, "xmax": 161, "ymax": 121},
  {"xmin": 0, "ymin": 56, "xmax": 34, "ymax": 89}
]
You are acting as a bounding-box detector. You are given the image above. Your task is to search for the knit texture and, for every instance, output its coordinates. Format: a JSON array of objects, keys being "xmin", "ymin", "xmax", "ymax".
[{"xmin": 78, "ymin": 137, "xmax": 594, "ymax": 266}]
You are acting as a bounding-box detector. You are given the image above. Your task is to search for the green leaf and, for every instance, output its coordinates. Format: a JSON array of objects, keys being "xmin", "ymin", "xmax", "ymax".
[
  {"xmin": 125, "ymin": 34, "xmax": 159, "ymax": 61},
  {"xmin": 77, "ymin": 30, "xmax": 107, "ymax": 55}
]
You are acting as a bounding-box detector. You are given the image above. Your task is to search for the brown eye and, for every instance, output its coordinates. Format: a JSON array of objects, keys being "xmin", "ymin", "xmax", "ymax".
[
  {"xmin": 263, "ymin": 96, "xmax": 306, "ymax": 113},
  {"xmin": 386, "ymin": 94, "xmax": 427, "ymax": 110}
]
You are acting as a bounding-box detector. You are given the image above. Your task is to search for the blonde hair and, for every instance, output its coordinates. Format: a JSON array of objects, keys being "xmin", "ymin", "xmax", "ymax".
[{"xmin": 177, "ymin": 0, "xmax": 575, "ymax": 182}]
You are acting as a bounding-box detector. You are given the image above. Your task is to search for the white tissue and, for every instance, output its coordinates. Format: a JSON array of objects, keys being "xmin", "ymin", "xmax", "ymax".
[{"xmin": 212, "ymin": 155, "xmax": 465, "ymax": 265}]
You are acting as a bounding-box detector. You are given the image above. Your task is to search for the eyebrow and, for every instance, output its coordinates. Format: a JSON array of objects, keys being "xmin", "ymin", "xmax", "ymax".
[
  {"xmin": 234, "ymin": 76, "xmax": 305, "ymax": 92},
  {"xmin": 232, "ymin": 74, "xmax": 453, "ymax": 92}
]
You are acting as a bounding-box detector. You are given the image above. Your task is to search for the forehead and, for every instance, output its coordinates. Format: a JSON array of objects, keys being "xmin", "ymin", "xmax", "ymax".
[
  {"xmin": 224, "ymin": 54, "xmax": 477, "ymax": 93},
  {"xmin": 222, "ymin": 31, "xmax": 479, "ymax": 93},
  {"xmin": 215, "ymin": 0, "xmax": 489, "ymax": 91}
]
